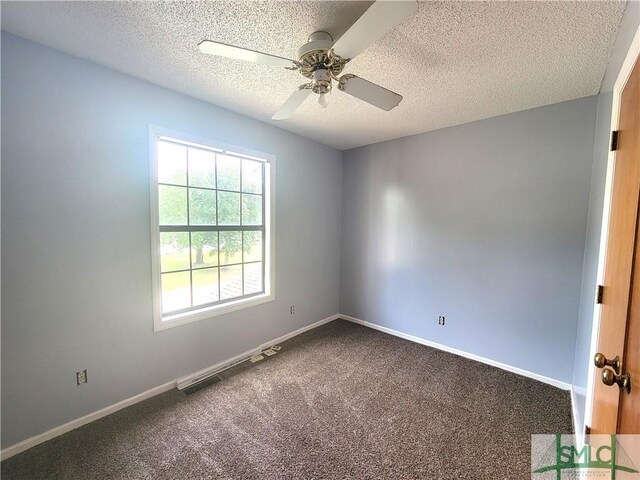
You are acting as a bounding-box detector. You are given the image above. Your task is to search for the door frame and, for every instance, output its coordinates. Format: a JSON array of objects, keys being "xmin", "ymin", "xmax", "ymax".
[{"xmin": 584, "ymin": 23, "xmax": 640, "ymax": 438}]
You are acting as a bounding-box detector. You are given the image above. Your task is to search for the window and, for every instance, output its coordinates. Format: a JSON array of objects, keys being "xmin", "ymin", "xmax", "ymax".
[{"xmin": 149, "ymin": 127, "xmax": 274, "ymax": 331}]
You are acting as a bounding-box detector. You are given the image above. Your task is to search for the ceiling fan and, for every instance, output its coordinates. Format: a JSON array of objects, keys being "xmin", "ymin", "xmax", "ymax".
[{"xmin": 198, "ymin": 0, "xmax": 418, "ymax": 120}]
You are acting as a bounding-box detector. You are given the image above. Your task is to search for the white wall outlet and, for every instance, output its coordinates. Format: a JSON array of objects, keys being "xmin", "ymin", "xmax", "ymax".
[
  {"xmin": 76, "ymin": 369, "xmax": 88, "ymax": 385},
  {"xmin": 290, "ymin": 305, "xmax": 295, "ymax": 315},
  {"xmin": 438, "ymin": 316, "xmax": 446, "ymax": 326}
]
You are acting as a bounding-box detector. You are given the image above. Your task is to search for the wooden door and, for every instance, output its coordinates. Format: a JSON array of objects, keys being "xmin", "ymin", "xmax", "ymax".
[{"xmin": 591, "ymin": 55, "xmax": 640, "ymax": 434}]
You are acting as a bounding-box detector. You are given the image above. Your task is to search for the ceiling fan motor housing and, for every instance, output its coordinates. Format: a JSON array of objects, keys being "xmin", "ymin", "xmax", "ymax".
[{"xmin": 297, "ymin": 31, "xmax": 346, "ymax": 85}]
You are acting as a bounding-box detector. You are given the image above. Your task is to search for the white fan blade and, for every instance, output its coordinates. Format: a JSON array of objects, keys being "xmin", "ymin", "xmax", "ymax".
[
  {"xmin": 199, "ymin": 40, "xmax": 297, "ymax": 68},
  {"xmin": 338, "ymin": 75, "xmax": 402, "ymax": 111},
  {"xmin": 272, "ymin": 86, "xmax": 312, "ymax": 120},
  {"xmin": 331, "ymin": 0, "xmax": 418, "ymax": 60}
]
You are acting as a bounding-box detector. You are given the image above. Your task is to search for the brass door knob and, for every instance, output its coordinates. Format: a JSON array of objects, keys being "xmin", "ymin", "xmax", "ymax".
[
  {"xmin": 601, "ymin": 368, "xmax": 631, "ymax": 394},
  {"xmin": 594, "ymin": 352, "xmax": 621, "ymax": 374}
]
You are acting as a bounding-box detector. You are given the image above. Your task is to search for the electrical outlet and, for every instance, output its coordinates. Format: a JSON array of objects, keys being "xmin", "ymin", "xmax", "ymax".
[
  {"xmin": 290, "ymin": 305, "xmax": 295, "ymax": 315},
  {"xmin": 438, "ymin": 316, "xmax": 446, "ymax": 326},
  {"xmin": 76, "ymin": 369, "xmax": 88, "ymax": 385}
]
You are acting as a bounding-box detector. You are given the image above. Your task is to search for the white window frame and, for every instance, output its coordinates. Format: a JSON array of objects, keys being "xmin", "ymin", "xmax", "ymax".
[{"xmin": 149, "ymin": 125, "xmax": 275, "ymax": 332}]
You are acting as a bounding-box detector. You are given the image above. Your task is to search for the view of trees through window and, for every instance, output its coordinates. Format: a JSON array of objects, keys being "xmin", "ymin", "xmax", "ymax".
[{"xmin": 156, "ymin": 139, "xmax": 266, "ymax": 314}]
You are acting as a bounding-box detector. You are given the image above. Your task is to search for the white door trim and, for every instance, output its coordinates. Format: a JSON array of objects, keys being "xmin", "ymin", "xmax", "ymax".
[{"xmin": 584, "ymin": 23, "xmax": 640, "ymax": 433}]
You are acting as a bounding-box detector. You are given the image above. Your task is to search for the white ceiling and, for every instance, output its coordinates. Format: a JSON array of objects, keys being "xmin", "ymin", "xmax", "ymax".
[{"xmin": 1, "ymin": 1, "xmax": 626, "ymax": 150}]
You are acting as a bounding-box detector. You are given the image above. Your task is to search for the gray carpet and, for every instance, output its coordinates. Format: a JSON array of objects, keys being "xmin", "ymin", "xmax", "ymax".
[{"xmin": 1, "ymin": 320, "xmax": 572, "ymax": 479}]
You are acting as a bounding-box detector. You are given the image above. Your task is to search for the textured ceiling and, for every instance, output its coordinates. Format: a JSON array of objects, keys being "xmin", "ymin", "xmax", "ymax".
[{"xmin": 1, "ymin": 1, "xmax": 626, "ymax": 150}]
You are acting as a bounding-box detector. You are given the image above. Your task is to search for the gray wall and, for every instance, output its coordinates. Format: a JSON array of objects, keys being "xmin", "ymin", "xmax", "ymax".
[
  {"xmin": 571, "ymin": 0, "xmax": 640, "ymax": 431},
  {"xmin": 1, "ymin": 33, "xmax": 342, "ymax": 448},
  {"xmin": 340, "ymin": 96, "xmax": 598, "ymax": 383}
]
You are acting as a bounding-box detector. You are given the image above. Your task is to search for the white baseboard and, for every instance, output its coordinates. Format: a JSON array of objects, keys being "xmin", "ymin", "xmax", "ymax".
[
  {"xmin": 340, "ymin": 314, "xmax": 571, "ymax": 391},
  {"xmin": 0, "ymin": 314, "xmax": 340, "ymax": 461},
  {"xmin": 176, "ymin": 314, "xmax": 339, "ymax": 389},
  {"xmin": 0, "ymin": 380, "xmax": 176, "ymax": 462},
  {"xmin": 3, "ymin": 313, "xmax": 571, "ymax": 460}
]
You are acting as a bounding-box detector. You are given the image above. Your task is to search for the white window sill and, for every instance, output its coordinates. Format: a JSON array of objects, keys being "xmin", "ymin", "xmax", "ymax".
[{"xmin": 154, "ymin": 293, "xmax": 275, "ymax": 332}]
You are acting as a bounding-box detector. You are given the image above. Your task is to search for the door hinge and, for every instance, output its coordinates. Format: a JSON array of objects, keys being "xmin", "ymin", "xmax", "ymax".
[
  {"xmin": 596, "ymin": 285, "xmax": 604, "ymax": 304},
  {"xmin": 610, "ymin": 130, "xmax": 619, "ymax": 151}
]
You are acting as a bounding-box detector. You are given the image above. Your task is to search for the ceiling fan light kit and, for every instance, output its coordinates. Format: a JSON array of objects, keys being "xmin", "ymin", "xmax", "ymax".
[
  {"xmin": 198, "ymin": 0, "xmax": 418, "ymax": 120},
  {"xmin": 318, "ymin": 92, "xmax": 329, "ymax": 109}
]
